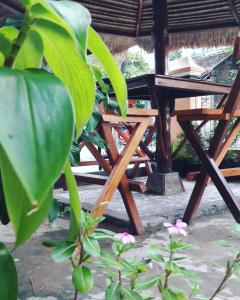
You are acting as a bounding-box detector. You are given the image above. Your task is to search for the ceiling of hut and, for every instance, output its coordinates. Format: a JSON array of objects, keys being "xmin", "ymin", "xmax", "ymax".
[
  {"xmin": 1, "ymin": 0, "xmax": 240, "ymax": 52},
  {"xmin": 79, "ymin": 0, "xmax": 240, "ymax": 37}
]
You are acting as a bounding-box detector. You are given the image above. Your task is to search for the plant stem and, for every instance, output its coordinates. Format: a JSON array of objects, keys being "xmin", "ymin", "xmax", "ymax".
[
  {"xmin": 73, "ymin": 290, "xmax": 78, "ymax": 300},
  {"xmin": 118, "ymin": 270, "xmax": 124, "ymax": 300},
  {"xmin": 209, "ymin": 255, "xmax": 240, "ymax": 300},
  {"xmin": 4, "ymin": 13, "xmax": 30, "ymax": 68},
  {"xmin": 163, "ymin": 249, "xmax": 173, "ymax": 289}
]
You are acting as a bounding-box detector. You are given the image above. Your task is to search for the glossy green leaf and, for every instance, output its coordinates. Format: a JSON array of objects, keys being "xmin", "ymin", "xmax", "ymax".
[
  {"xmin": 88, "ymin": 27, "xmax": 127, "ymax": 118},
  {"xmin": 0, "ymin": 34, "xmax": 11, "ymax": 57},
  {"xmin": 105, "ymin": 282, "xmax": 121, "ymax": 300},
  {"xmin": 47, "ymin": 0, "xmax": 91, "ymax": 59},
  {"xmin": 83, "ymin": 236, "xmax": 100, "ymax": 257},
  {"xmin": 72, "ymin": 266, "xmax": 94, "ymax": 293},
  {"xmin": 13, "ymin": 30, "xmax": 43, "ymax": 70},
  {"xmin": 0, "ymin": 26, "xmax": 19, "ymax": 42},
  {"xmin": 123, "ymin": 289, "xmax": 143, "ymax": 300},
  {"xmin": 42, "ymin": 239, "xmax": 61, "ymax": 248},
  {"xmin": 92, "ymin": 66, "xmax": 109, "ymax": 94},
  {"xmin": 0, "ymin": 26, "xmax": 19, "ymax": 63},
  {"xmin": 136, "ymin": 276, "xmax": 160, "ymax": 290},
  {"xmin": 0, "ymin": 242, "xmax": 18, "ymax": 300},
  {"xmin": 0, "ymin": 53, "xmax": 4, "ymax": 66},
  {"xmin": 92, "ymin": 232, "xmax": 116, "ymax": 240},
  {"xmin": 68, "ymin": 143, "xmax": 80, "ymax": 166},
  {"xmin": 100, "ymin": 252, "xmax": 124, "ymax": 270},
  {"xmin": 28, "ymin": 0, "xmax": 76, "ymax": 41},
  {"xmin": 0, "ymin": 148, "xmax": 53, "ymax": 246},
  {"xmin": 95, "ymin": 228, "xmax": 115, "ymax": 236},
  {"xmin": 169, "ymin": 240, "xmax": 195, "ymax": 252},
  {"xmin": 48, "ymin": 198, "xmax": 65, "ymax": 224},
  {"xmin": 32, "ymin": 19, "xmax": 95, "ymax": 137},
  {"xmin": 51, "ymin": 241, "xmax": 77, "ymax": 263},
  {"xmin": 64, "ymin": 161, "xmax": 81, "ymax": 241},
  {"xmin": 162, "ymin": 288, "xmax": 188, "ymax": 300},
  {"xmin": 0, "ymin": 68, "xmax": 74, "ymax": 205}
]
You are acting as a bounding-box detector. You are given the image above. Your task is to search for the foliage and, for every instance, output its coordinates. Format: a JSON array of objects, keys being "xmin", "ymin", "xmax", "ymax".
[
  {"xmin": 0, "ymin": 0, "xmax": 127, "ymax": 298},
  {"xmin": 169, "ymin": 50, "xmax": 182, "ymax": 61},
  {"xmin": 43, "ymin": 216, "xmax": 240, "ymax": 299},
  {"xmin": 121, "ymin": 51, "xmax": 153, "ymax": 79}
]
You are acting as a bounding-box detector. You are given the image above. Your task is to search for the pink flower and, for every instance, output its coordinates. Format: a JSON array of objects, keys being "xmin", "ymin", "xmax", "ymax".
[
  {"xmin": 115, "ymin": 232, "xmax": 135, "ymax": 244},
  {"xmin": 163, "ymin": 219, "xmax": 187, "ymax": 236}
]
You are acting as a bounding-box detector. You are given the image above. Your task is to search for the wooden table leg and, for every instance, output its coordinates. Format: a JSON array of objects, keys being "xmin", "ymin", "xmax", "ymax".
[
  {"xmin": 180, "ymin": 121, "xmax": 240, "ymax": 223},
  {"xmin": 182, "ymin": 119, "xmax": 240, "ymax": 222},
  {"xmin": 91, "ymin": 121, "xmax": 150, "ymax": 234}
]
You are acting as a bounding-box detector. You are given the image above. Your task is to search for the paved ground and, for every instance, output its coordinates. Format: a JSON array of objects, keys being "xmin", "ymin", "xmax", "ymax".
[
  {"xmin": 1, "ymin": 178, "xmax": 240, "ymax": 299},
  {"xmin": 1, "ymin": 214, "xmax": 240, "ymax": 300},
  {"xmin": 55, "ymin": 179, "xmax": 240, "ymax": 232}
]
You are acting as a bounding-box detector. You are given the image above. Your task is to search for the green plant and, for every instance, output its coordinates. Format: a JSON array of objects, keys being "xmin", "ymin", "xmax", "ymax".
[
  {"xmin": 90, "ymin": 221, "xmax": 240, "ymax": 300},
  {"xmin": 0, "ymin": 0, "xmax": 127, "ymax": 299}
]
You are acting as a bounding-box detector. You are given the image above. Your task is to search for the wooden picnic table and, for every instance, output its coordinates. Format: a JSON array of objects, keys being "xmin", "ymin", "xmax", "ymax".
[{"xmin": 120, "ymin": 74, "xmax": 232, "ymax": 176}]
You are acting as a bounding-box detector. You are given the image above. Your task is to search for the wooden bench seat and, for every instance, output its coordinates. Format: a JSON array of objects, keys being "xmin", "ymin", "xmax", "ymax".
[{"xmin": 175, "ymin": 109, "xmax": 240, "ymax": 121}]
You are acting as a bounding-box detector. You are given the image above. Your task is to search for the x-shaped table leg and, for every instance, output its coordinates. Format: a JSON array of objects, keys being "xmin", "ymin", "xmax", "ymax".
[
  {"xmin": 179, "ymin": 120, "xmax": 240, "ymax": 223},
  {"xmin": 90, "ymin": 120, "xmax": 150, "ymax": 234}
]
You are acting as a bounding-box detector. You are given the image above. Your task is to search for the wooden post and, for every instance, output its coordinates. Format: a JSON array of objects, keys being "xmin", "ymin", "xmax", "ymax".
[{"xmin": 153, "ymin": 0, "xmax": 172, "ymax": 172}]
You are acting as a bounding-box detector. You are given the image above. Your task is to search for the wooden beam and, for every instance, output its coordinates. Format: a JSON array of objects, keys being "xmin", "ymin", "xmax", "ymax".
[
  {"xmin": 187, "ymin": 168, "xmax": 240, "ymax": 181},
  {"xmin": 136, "ymin": 0, "xmax": 144, "ymax": 37},
  {"xmin": 228, "ymin": 0, "xmax": 240, "ymax": 25},
  {"xmin": 153, "ymin": 0, "xmax": 172, "ymax": 172},
  {"xmin": 153, "ymin": 0, "xmax": 168, "ymax": 75},
  {"xmin": 72, "ymin": 173, "xmax": 147, "ymax": 193}
]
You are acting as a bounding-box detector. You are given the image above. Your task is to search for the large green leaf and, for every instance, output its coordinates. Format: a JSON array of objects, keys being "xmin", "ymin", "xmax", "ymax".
[
  {"xmin": 32, "ymin": 19, "xmax": 95, "ymax": 137},
  {"xmin": 162, "ymin": 288, "xmax": 188, "ymax": 300},
  {"xmin": 0, "ymin": 68, "xmax": 74, "ymax": 205},
  {"xmin": 83, "ymin": 236, "xmax": 100, "ymax": 257},
  {"xmin": 105, "ymin": 282, "xmax": 121, "ymax": 300},
  {"xmin": 0, "ymin": 148, "xmax": 52, "ymax": 246},
  {"xmin": 0, "ymin": 26, "xmax": 19, "ymax": 42},
  {"xmin": 88, "ymin": 27, "xmax": 127, "ymax": 118},
  {"xmin": 136, "ymin": 276, "xmax": 160, "ymax": 290},
  {"xmin": 51, "ymin": 241, "xmax": 77, "ymax": 263},
  {"xmin": 64, "ymin": 161, "xmax": 81, "ymax": 241},
  {"xmin": 0, "ymin": 34, "xmax": 11, "ymax": 58},
  {"xmin": 0, "ymin": 242, "xmax": 18, "ymax": 300},
  {"xmin": 13, "ymin": 30, "xmax": 43, "ymax": 70},
  {"xmin": 72, "ymin": 266, "xmax": 94, "ymax": 293},
  {"xmin": 0, "ymin": 26, "xmax": 19, "ymax": 66},
  {"xmin": 27, "ymin": 0, "xmax": 76, "ymax": 41},
  {"xmin": 123, "ymin": 289, "xmax": 143, "ymax": 300},
  {"xmin": 47, "ymin": 0, "xmax": 91, "ymax": 59}
]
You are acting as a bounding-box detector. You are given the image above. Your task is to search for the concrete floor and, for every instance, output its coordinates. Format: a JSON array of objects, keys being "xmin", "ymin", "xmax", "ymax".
[
  {"xmin": 55, "ymin": 179, "xmax": 240, "ymax": 232},
  {"xmin": 1, "ymin": 214, "xmax": 240, "ymax": 300},
  {"xmin": 1, "ymin": 178, "xmax": 240, "ymax": 299}
]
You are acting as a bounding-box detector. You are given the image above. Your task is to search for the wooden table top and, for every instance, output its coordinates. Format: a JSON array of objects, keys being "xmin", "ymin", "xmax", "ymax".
[{"xmin": 123, "ymin": 74, "xmax": 231, "ymax": 100}]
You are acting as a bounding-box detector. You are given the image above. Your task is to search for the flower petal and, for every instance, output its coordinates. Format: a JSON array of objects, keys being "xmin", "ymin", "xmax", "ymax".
[
  {"xmin": 163, "ymin": 222, "xmax": 173, "ymax": 228},
  {"xmin": 176, "ymin": 219, "xmax": 187, "ymax": 228},
  {"xmin": 179, "ymin": 228, "xmax": 187, "ymax": 236},
  {"xmin": 168, "ymin": 226, "xmax": 179, "ymax": 235}
]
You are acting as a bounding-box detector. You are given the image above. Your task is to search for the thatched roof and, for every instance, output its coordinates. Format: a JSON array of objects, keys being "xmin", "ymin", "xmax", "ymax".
[{"xmin": 1, "ymin": 0, "xmax": 240, "ymax": 53}]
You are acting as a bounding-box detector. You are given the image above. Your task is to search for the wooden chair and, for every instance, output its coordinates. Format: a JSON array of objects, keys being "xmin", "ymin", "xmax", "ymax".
[
  {"xmin": 73, "ymin": 107, "xmax": 158, "ymax": 234},
  {"xmin": 175, "ymin": 40, "xmax": 240, "ymax": 224},
  {"xmin": 78, "ymin": 101, "xmax": 155, "ymax": 177}
]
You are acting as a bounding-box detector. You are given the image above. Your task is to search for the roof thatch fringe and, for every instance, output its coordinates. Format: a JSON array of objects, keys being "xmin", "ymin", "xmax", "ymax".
[
  {"xmin": 168, "ymin": 27, "xmax": 240, "ymax": 52},
  {"xmin": 100, "ymin": 33, "xmax": 136, "ymax": 56},
  {"xmin": 101, "ymin": 27, "xmax": 240, "ymax": 55}
]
